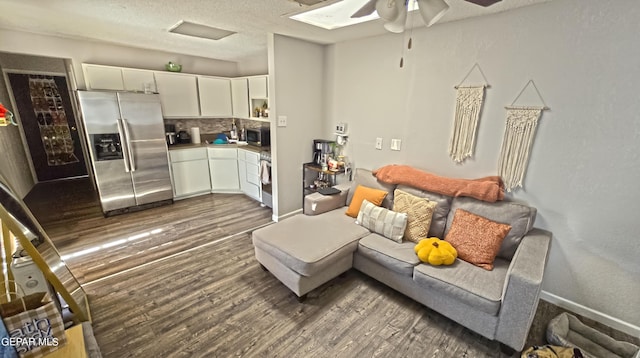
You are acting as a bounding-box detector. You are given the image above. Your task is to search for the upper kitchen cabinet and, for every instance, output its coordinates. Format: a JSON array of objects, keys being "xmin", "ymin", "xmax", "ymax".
[
  {"xmin": 83, "ymin": 64, "xmax": 157, "ymax": 92},
  {"xmin": 122, "ymin": 68, "xmax": 156, "ymax": 93},
  {"xmin": 154, "ymin": 72, "xmax": 200, "ymax": 117},
  {"xmin": 248, "ymin": 76, "xmax": 268, "ymax": 99},
  {"xmin": 248, "ymin": 75, "xmax": 269, "ymax": 120},
  {"xmin": 83, "ymin": 64, "xmax": 124, "ymax": 91},
  {"xmin": 231, "ymin": 78, "xmax": 249, "ymax": 119},
  {"xmin": 198, "ymin": 76, "xmax": 232, "ymax": 117}
]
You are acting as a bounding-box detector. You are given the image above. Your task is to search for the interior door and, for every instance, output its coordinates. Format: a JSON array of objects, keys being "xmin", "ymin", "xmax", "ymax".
[
  {"xmin": 6, "ymin": 73, "xmax": 87, "ymax": 181},
  {"xmin": 117, "ymin": 93, "xmax": 172, "ymax": 205}
]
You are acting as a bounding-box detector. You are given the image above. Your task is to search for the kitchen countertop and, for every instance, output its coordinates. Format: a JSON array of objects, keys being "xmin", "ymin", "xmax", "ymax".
[{"xmin": 168, "ymin": 142, "xmax": 267, "ymax": 153}]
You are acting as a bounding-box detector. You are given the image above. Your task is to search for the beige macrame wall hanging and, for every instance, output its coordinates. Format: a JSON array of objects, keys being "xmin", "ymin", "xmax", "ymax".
[
  {"xmin": 449, "ymin": 64, "xmax": 490, "ymax": 163},
  {"xmin": 498, "ymin": 80, "xmax": 549, "ymax": 192}
]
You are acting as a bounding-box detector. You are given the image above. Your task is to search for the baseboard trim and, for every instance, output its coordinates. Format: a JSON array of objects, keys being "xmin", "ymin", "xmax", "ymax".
[
  {"xmin": 272, "ymin": 208, "xmax": 302, "ymax": 222},
  {"xmin": 540, "ymin": 290, "xmax": 640, "ymax": 338}
]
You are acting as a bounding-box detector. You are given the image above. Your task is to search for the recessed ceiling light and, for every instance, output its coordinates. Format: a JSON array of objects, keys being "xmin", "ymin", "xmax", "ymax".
[{"xmin": 169, "ymin": 20, "xmax": 236, "ymax": 40}]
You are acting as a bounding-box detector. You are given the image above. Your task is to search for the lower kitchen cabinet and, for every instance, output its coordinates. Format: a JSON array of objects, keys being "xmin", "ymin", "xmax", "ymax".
[
  {"xmin": 238, "ymin": 148, "xmax": 261, "ymax": 202},
  {"xmin": 207, "ymin": 147, "xmax": 240, "ymax": 192},
  {"xmin": 170, "ymin": 147, "xmax": 211, "ymax": 198}
]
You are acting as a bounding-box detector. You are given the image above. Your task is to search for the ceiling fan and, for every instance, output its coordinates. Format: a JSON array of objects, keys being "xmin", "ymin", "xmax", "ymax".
[{"xmin": 352, "ymin": 0, "xmax": 502, "ymax": 33}]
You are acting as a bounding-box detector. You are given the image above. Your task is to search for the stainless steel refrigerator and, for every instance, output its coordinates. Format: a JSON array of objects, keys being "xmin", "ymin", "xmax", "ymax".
[{"xmin": 77, "ymin": 91, "xmax": 172, "ymax": 215}]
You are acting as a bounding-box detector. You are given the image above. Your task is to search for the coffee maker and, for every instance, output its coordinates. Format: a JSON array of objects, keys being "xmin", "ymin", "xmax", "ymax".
[{"xmin": 312, "ymin": 139, "xmax": 335, "ymax": 166}]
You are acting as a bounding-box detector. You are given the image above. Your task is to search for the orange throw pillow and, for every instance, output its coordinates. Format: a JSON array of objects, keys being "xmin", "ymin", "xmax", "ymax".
[
  {"xmin": 444, "ymin": 209, "xmax": 511, "ymax": 270},
  {"xmin": 345, "ymin": 185, "xmax": 388, "ymax": 218}
]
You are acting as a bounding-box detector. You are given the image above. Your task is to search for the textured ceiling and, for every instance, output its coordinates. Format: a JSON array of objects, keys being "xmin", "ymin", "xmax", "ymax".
[{"xmin": 0, "ymin": 0, "xmax": 553, "ymax": 64}]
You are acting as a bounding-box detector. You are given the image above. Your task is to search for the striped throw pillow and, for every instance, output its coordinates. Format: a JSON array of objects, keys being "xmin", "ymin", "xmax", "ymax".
[{"xmin": 356, "ymin": 199, "xmax": 408, "ymax": 243}]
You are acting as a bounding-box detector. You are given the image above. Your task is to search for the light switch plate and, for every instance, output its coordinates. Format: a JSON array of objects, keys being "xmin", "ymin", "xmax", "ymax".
[
  {"xmin": 391, "ymin": 139, "xmax": 402, "ymax": 151},
  {"xmin": 375, "ymin": 137, "xmax": 383, "ymax": 150},
  {"xmin": 277, "ymin": 115, "xmax": 287, "ymax": 127}
]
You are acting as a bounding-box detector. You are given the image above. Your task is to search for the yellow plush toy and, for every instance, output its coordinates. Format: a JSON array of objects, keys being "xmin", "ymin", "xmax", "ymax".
[{"xmin": 414, "ymin": 238, "xmax": 457, "ymax": 266}]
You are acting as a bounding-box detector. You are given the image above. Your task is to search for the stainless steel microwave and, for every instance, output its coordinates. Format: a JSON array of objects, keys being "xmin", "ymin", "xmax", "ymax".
[{"xmin": 246, "ymin": 127, "xmax": 270, "ymax": 147}]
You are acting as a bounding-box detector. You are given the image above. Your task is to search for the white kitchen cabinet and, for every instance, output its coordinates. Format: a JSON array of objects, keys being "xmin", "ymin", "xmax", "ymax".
[
  {"xmin": 122, "ymin": 68, "xmax": 156, "ymax": 93},
  {"xmin": 154, "ymin": 72, "xmax": 200, "ymax": 117},
  {"xmin": 238, "ymin": 148, "xmax": 261, "ymax": 201},
  {"xmin": 248, "ymin": 76, "xmax": 268, "ymax": 99},
  {"xmin": 207, "ymin": 147, "xmax": 240, "ymax": 192},
  {"xmin": 83, "ymin": 64, "xmax": 124, "ymax": 91},
  {"xmin": 199, "ymin": 76, "xmax": 233, "ymax": 117},
  {"xmin": 231, "ymin": 78, "xmax": 249, "ymax": 119},
  {"xmin": 170, "ymin": 148, "xmax": 210, "ymax": 198}
]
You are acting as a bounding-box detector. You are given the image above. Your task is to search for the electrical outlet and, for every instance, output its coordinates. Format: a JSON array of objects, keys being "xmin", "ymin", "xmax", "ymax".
[
  {"xmin": 277, "ymin": 115, "xmax": 287, "ymax": 127},
  {"xmin": 375, "ymin": 137, "xmax": 383, "ymax": 150},
  {"xmin": 391, "ymin": 139, "xmax": 402, "ymax": 151}
]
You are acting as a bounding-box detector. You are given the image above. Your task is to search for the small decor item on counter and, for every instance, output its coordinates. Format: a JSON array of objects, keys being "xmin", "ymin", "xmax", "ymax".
[
  {"xmin": 328, "ymin": 158, "xmax": 339, "ymax": 171},
  {"xmin": 165, "ymin": 62, "xmax": 182, "ymax": 72},
  {"xmin": 176, "ymin": 130, "xmax": 191, "ymax": 144},
  {"xmin": 414, "ymin": 238, "xmax": 457, "ymax": 266},
  {"xmin": 230, "ymin": 119, "xmax": 238, "ymax": 140},
  {"xmin": 190, "ymin": 127, "xmax": 201, "ymax": 144},
  {"xmin": 262, "ymin": 101, "xmax": 269, "ymax": 118}
]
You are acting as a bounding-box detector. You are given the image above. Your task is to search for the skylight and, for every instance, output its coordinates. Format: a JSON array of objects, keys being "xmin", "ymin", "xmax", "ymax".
[
  {"xmin": 289, "ymin": 0, "xmax": 381, "ymax": 30},
  {"xmin": 290, "ymin": 0, "xmax": 420, "ymax": 30}
]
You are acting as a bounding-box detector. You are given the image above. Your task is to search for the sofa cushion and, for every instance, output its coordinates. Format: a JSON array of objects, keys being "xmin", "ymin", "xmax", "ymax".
[
  {"xmin": 346, "ymin": 185, "xmax": 388, "ymax": 218},
  {"xmin": 356, "ymin": 200, "xmax": 407, "ymax": 243},
  {"xmin": 252, "ymin": 209, "xmax": 370, "ymax": 276},
  {"xmin": 445, "ymin": 196, "xmax": 536, "ymax": 260},
  {"xmin": 413, "ymin": 258, "xmax": 510, "ymax": 316},
  {"xmin": 392, "ymin": 189, "xmax": 437, "ymax": 243},
  {"xmin": 347, "ymin": 168, "xmax": 396, "ymax": 209},
  {"xmin": 445, "ymin": 209, "xmax": 511, "ymax": 270},
  {"xmin": 396, "ymin": 185, "xmax": 452, "ymax": 238},
  {"xmin": 357, "ymin": 233, "xmax": 420, "ymax": 276}
]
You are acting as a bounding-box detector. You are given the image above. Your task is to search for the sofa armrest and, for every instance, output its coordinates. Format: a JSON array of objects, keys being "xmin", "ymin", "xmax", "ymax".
[
  {"xmin": 303, "ymin": 182, "xmax": 351, "ymax": 216},
  {"xmin": 496, "ymin": 228, "xmax": 552, "ymax": 351}
]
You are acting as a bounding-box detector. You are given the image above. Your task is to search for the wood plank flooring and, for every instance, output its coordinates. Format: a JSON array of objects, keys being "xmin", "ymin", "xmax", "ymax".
[
  {"xmin": 84, "ymin": 232, "xmax": 513, "ymax": 358},
  {"xmin": 24, "ymin": 178, "xmax": 273, "ymax": 283}
]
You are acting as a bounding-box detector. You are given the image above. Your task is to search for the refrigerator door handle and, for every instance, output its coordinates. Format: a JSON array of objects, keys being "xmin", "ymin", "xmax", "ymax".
[
  {"xmin": 121, "ymin": 118, "xmax": 136, "ymax": 172},
  {"xmin": 116, "ymin": 118, "xmax": 131, "ymax": 173}
]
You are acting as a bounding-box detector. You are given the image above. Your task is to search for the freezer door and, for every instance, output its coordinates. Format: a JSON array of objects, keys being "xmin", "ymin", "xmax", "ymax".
[
  {"xmin": 117, "ymin": 93, "xmax": 173, "ymax": 205},
  {"xmin": 77, "ymin": 91, "xmax": 136, "ymax": 211}
]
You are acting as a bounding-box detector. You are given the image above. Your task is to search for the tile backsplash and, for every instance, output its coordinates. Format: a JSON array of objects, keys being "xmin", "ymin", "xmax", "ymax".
[{"xmin": 164, "ymin": 118, "xmax": 267, "ymax": 134}]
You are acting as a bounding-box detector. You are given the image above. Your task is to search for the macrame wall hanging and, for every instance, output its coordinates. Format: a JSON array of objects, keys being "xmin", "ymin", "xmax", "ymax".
[
  {"xmin": 498, "ymin": 80, "xmax": 549, "ymax": 192},
  {"xmin": 449, "ymin": 63, "xmax": 490, "ymax": 163}
]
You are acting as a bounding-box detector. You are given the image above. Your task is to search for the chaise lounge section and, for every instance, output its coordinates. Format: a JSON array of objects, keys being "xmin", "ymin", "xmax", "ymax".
[{"xmin": 252, "ymin": 168, "xmax": 552, "ymax": 351}]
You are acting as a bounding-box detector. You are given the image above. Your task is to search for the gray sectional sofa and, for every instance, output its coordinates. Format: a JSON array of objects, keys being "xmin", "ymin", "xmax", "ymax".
[{"xmin": 252, "ymin": 168, "xmax": 552, "ymax": 352}]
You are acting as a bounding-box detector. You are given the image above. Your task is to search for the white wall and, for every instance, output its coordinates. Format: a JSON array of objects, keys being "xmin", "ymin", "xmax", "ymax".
[
  {"xmin": 269, "ymin": 34, "xmax": 326, "ymax": 218},
  {"xmin": 326, "ymin": 0, "xmax": 640, "ymax": 334},
  {"xmin": 0, "ymin": 29, "xmax": 240, "ymax": 89}
]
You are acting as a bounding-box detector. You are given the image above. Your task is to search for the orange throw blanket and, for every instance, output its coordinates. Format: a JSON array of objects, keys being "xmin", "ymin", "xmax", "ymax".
[{"xmin": 372, "ymin": 165, "xmax": 505, "ymax": 202}]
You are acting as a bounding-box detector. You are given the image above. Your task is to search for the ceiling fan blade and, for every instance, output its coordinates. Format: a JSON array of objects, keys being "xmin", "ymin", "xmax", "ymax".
[
  {"xmin": 417, "ymin": 0, "xmax": 449, "ymax": 27},
  {"xmin": 351, "ymin": 0, "xmax": 377, "ymax": 18},
  {"xmin": 464, "ymin": 0, "xmax": 502, "ymax": 7}
]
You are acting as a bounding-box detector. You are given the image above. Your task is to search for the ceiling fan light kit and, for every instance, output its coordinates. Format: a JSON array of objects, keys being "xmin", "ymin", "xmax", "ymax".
[
  {"xmin": 376, "ymin": 0, "xmax": 400, "ymax": 21},
  {"xmin": 383, "ymin": 0, "xmax": 409, "ymax": 33}
]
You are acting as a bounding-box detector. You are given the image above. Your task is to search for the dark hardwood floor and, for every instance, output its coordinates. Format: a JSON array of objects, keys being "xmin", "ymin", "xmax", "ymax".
[
  {"xmin": 23, "ymin": 178, "xmax": 274, "ymax": 284},
  {"xmin": 22, "ymin": 178, "xmax": 639, "ymax": 357}
]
